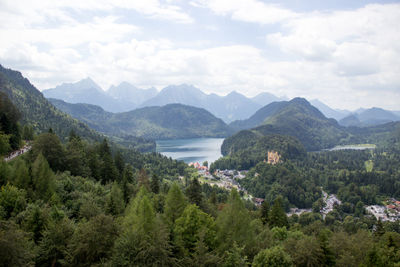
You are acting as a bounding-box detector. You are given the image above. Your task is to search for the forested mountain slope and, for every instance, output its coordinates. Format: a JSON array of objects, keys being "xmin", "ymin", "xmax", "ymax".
[{"xmin": 49, "ymin": 99, "xmax": 232, "ymax": 139}]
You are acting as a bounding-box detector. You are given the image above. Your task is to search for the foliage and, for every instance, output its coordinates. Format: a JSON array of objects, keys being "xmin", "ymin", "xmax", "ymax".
[
  {"xmin": 50, "ymin": 98, "xmax": 232, "ymax": 140},
  {"xmin": 252, "ymin": 246, "xmax": 293, "ymax": 267}
]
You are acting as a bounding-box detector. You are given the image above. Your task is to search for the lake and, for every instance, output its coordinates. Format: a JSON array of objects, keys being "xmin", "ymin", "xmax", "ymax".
[
  {"xmin": 156, "ymin": 138, "xmax": 224, "ymax": 164},
  {"xmin": 325, "ymin": 144, "xmax": 376, "ymax": 151}
]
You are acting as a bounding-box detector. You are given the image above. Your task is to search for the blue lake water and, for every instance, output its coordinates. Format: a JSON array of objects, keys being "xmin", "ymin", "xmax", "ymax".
[{"xmin": 156, "ymin": 138, "xmax": 224, "ymax": 164}]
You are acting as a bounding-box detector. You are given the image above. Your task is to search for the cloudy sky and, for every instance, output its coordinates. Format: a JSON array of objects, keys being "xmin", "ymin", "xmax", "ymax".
[{"xmin": 1, "ymin": 0, "xmax": 399, "ymax": 110}]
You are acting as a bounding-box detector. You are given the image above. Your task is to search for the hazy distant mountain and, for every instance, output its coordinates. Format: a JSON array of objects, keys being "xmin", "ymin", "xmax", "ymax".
[
  {"xmin": 339, "ymin": 107, "xmax": 400, "ymax": 127},
  {"xmin": 108, "ymin": 82, "xmax": 158, "ymax": 105},
  {"xmin": 49, "ymin": 99, "xmax": 232, "ymax": 139},
  {"xmin": 251, "ymin": 92, "xmax": 284, "ymax": 106},
  {"xmin": 339, "ymin": 114, "xmax": 361, "ymax": 127},
  {"xmin": 141, "ymin": 84, "xmax": 263, "ymax": 122},
  {"xmin": 42, "ymin": 78, "xmax": 129, "ymax": 112},
  {"xmin": 43, "ymin": 79, "xmax": 159, "ymax": 113},
  {"xmin": 310, "ymin": 99, "xmax": 350, "ymax": 121},
  {"xmin": 211, "ymin": 91, "xmax": 260, "ymax": 122},
  {"xmin": 140, "ymin": 84, "xmax": 207, "ymax": 107}
]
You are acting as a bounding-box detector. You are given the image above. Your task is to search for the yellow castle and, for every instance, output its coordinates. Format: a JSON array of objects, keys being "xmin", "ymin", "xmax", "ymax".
[{"xmin": 266, "ymin": 150, "xmax": 280, "ymax": 165}]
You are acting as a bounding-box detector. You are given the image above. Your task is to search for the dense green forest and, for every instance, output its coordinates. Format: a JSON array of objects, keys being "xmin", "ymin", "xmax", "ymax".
[
  {"xmin": 49, "ymin": 98, "xmax": 232, "ymax": 140},
  {"xmin": 2, "ymin": 76, "xmax": 400, "ymax": 266}
]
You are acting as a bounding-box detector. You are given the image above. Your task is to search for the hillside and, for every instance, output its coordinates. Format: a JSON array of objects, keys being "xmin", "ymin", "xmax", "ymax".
[
  {"xmin": 0, "ymin": 65, "xmax": 100, "ymax": 142},
  {"xmin": 223, "ymin": 98, "xmax": 352, "ymax": 153},
  {"xmin": 49, "ymin": 99, "xmax": 232, "ymax": 139},
  {"xmin": 0, "ymin": 65, "xmax": 154, "ymax": 152},
  {"xmin": 229, "ymin": 101, "xmax": 289, "ymax": 131}
]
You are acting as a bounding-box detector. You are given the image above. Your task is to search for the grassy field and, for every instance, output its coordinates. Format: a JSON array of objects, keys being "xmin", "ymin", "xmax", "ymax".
[{"xmin": 365, "ymin": 160, "xmax": 374, "ymax": 172}]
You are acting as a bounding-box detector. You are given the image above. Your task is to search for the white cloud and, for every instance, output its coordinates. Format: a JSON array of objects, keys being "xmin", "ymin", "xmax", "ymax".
[
  {"xmin": 191, "ymin": 0, "xmax": 298, "ymax": 24},
  {"xmin": 0, "ymin": 0, "xmax": 193, "ymax": 26},
  {"xmin": 0, "ymin": 1, "xmax": 399, "ymax": 110}
]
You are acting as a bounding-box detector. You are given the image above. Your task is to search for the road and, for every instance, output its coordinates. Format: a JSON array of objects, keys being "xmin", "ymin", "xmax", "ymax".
[{"xmin": 4, "ymin": 144, "xmax": 32, "ymax": 162}]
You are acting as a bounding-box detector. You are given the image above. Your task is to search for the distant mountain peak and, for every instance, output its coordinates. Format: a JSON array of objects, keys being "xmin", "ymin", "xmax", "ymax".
[
  {"xmin": 75, "ymin": 77, "xmax": 102, "ymax": 91},
  {"xmin": 290, "ymin": 97, "xmax": 310, "ymax": 105}
]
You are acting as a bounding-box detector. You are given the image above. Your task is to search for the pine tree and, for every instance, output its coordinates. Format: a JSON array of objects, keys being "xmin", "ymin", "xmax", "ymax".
[
  {"xmin": 164, "ymin": 183, "xmax": 187, "ymax": 229},
  {"xmin": 260, "ymin": 201, "xmax": 270, "ymax": 225},
  {"xmin": 173, "ymin": 204, "xmax": 216, "ymax": 256},
  {"xmin": 13, "ymin": 158, "xmax": 30, "ymax": 190},
  {"xmin": 138, "ymin": 168, "xmax": 150, "ymax": 190},
  {"xmin": 269, "ymin": 196, "xmax": 288, "ymax": 228},
  {"xmin": 113, "ymin": 187, "xmax": 173, "ymax": 266},
  {"xmin": 31, "ymin": 153, "xmax": 55, "ymax": 201},
  {"xmin": 215, "ymin": 189, "xmax": 254, "ymax": 254},
  {"xmin": 114, "ymin": 151, "xmax": 125, "ymax": 178},
  {"xmin": 186, "ymin": 177, "xmax": 203, "ymax": 207},
  {"xmin": 150, "ymin": 174, "xmax": 160, "ymax": 194},
  {"xmin": 105, "ymin": 182, "xmax": 125, "ymax": 216}
]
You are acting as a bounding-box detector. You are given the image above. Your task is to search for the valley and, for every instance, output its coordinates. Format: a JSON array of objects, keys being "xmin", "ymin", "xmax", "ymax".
[{"xmin": 1, "ymin": 64, "xmax": 400, "ymax": 266}]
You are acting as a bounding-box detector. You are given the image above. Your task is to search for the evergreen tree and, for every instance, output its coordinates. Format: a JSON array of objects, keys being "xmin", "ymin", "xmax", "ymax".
[
  {"xmin": 0, "ymin": 220, "xmax": 34, "ymax": 266},
  {"xmin": 113, "ymin": 187, "xmax": 173, "ymax": 266},
  {"xmin": 31, "ymin": 153, "xmax": 56, "ymax": 201},
  {"xmin": 13, "ymin": 158, "xmax": 30, "ymax": 191},
  {"xmin": 164, "ymin": 183, "xmax": 187, "ymax": 229},
  {"xmin": 37, "ymin": 217, "xmax": 74, "ymax": 267},
  {"xmin": 174, "ymin": 204, "xmax": 216, "ymax": 256},
  {"xmin": 0, "ymin": 183, "xmax": 26, "ymax": 219},
  {"xmin": 260, "ymin": 201, "xmax": 270, "ymax": 225},
  {"xmin": 150, "ymin": 174, "xmax": 160, "ymax": 194},
  {"xmin": 317, "ymin": 229, "xmax": 336, "ymax": 267},
  {"xmin": 0, "ymin": 132, "xmax": 10, "ymax": 155},
  {"xmin": 114, "ymin": 151, "xmax": 125, "ymax": 178},
  {"xmin": 22, "ymin": 124, "xmax": 34, "ymax": 140},
  {"xmin": 105, "ymin": 182, "xmax": 125, "ymax": 216},
  {"xmin": 186, "ymin": 177, "xmax": 203, "ymax": 207},
  {"xmin": 138, "ymin": 168, "xmax": 150, "ymax": 190},
  {"xmin": 215, "ymin": 189, "xmax": 255, "ymax": 254},
  {"xmin": 121, "ymin": 165, "xmax": 135, "ymax": 203},
  {"xmin": 67, "ymin": 214, "xmax": 118, "ymax": 266},
  {"xmin": 269, "ymin": 196, "xmax": 288, "ymax": 228},
  {"xmin": 65, "ymin": 135, "xmax": 89, "ymax": 177}
]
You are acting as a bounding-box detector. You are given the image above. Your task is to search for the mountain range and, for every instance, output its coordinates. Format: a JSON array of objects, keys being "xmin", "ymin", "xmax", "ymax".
[
  {"xmin": 43, "ymin": 78, "xmax": 399, "ymax": 126},
  {"xmin": 42, "ymin": 79, "xmax": 288, "ymax": 122},
  {"xmin": 49, "ymin": 99, "xmax": 232, "ymax": 140}
]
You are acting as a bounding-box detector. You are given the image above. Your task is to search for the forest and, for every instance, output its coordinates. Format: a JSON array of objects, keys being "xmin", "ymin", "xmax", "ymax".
[{"xmin": 1, "ymin": 84, "xmax": 400, "ymax": 266}]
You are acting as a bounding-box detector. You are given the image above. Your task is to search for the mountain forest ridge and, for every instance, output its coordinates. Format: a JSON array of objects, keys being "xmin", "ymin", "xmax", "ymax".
[{"xmin": 43, "ymin": 77, "xmax": 400, "ymax": 123}]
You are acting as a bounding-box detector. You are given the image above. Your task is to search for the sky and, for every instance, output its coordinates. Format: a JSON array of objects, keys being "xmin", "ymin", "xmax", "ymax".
[{"xmin": 0, "ymin": 0, "xmax": 399, "ymax": 110}]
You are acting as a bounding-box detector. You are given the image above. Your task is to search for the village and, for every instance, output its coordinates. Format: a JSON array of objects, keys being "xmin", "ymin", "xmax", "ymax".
[{"xmin": 189, "ymin": 151, "xmax": 400, "ymax": 222}]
